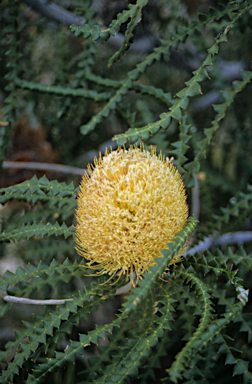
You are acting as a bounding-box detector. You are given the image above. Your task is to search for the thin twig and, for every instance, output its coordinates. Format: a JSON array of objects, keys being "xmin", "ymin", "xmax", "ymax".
[
  {"xmin": 20, "ymin": 0, "xmax": 155, "ymax": 52},
  {"xmin": 191, "ymin": 173, "xmax": 200, "ymax": 220},
  {"xmin": 3, "ymin": 282, "xmax": 132, "ymax": 305},
  {"xmin": 186, "ymin": 231, "xmax": 252, "ymax": 255},
  {"xmin": 21, "ymin": 0, "xmax": 86, "ymax": 27},
  {"xmin": 2, "ymin": 161, "xmax": 85, "ymax": 176},
  {"xmin": 4, "ymin": 296, "xmax": 73, "ymax": 305}
]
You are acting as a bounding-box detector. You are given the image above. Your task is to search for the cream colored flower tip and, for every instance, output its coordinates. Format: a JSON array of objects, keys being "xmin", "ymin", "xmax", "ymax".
[{"xmin": 75, "ymin": 145, "xmax": 188, "ymax": 285}]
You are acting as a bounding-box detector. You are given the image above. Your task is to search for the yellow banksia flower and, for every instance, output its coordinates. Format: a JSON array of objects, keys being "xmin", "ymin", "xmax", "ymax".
[{"xmin": 75, "ymin": 145, "xmax": 188, "ymax": 285}]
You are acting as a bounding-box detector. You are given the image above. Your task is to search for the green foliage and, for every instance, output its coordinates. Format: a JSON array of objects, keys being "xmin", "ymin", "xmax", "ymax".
[
  {"xmin": 1, "ymin": 0, "xmax": 252, "ymax": 383},
  {"xmin": 0, "ymin": 0, "xmax": 24, "ymax": 163},
  {"xmin": 70, "ymin": 0, "xmax": 148, "ymax": 42},
  {"xmin": 14, "ymin": 78, "xmax": 110, "ymax": 101},
  {"xmin": 212, "ymin": 184, "xmax": 252, "ymax": 232},
  {"xmin": 0, "ymin": 175, "xmax": 77, "ymax": 204},
  {"xmin": 0, "ymin": 221, "xmax": 75, "ymax": 242}
]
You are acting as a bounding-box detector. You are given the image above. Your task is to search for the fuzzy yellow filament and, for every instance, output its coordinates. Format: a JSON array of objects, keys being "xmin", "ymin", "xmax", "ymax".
[{"xmin": 75, "ymin": 146, "xmax": 188, "ymax": 284}]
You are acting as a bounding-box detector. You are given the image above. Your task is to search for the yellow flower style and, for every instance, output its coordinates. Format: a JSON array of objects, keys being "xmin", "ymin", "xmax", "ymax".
[{"xmin": 75, "ymin": 146, "xmax": 188, "ymax": 284}]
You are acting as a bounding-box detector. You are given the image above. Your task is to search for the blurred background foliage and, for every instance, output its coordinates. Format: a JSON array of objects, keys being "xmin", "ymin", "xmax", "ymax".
[{"xmin": 0, "ymin": 0, "xmax": 252, "ymax": 383}]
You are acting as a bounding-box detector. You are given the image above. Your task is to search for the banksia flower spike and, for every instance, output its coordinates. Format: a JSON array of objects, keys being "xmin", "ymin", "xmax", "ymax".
[{"xmin": 75, "ymin": 145, "xmax": 188, "ymax": 285}]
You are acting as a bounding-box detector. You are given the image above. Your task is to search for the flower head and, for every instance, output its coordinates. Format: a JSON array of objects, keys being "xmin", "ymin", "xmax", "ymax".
[{"xmin": 75, "ymin": 145, "xmax": 188, "ymax": 284}]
